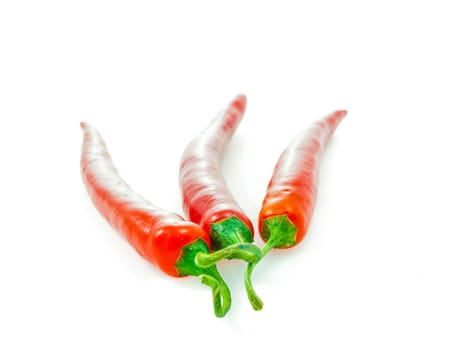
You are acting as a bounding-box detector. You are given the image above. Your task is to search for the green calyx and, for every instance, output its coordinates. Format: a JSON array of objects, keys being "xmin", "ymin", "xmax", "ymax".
[
  {"xmin": 194, "ymin": 215, "xmax": 261, "ymax": 268},
  {"xmin": 243, "ymin": 214, "xmax": 298, "ymax": 312},
  {"xmin": 175, "ymin": 239, "xmax": 231, "ymax": 318},
  {"xmin": 210, "ymin": 216, "xmax": 253, "ymax": 250},
  {"xmin": 261, "ymin": 214, "xmax": 297, "ymax": 252}
]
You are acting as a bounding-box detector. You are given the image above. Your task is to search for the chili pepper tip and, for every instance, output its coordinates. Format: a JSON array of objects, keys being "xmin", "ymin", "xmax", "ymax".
[
  {"xmin": 232, "ymin": 94, "xmax": 247, "ymax": 111},
  {"xmin": 337, "ymin": 109, "xmax": 348, "ymax": 116}
]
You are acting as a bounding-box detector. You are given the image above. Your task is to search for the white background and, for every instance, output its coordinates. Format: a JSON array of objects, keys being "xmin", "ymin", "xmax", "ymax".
[{"xmin": 1, "ymin": 1, "xmax": 466, "ymax": 349}]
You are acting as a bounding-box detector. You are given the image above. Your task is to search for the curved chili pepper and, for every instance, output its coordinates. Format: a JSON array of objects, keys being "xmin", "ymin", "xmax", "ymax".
[
  {"xmin": 80, "ymin": 122, "xmax": 231, "ymax": 317},
  {"xmin": 179, "ymin": 94, "xmax": 262, "ymax": 269},
  {"xmin": 245, "ymin": 110, "xmax": 348, "ymax": 310}
]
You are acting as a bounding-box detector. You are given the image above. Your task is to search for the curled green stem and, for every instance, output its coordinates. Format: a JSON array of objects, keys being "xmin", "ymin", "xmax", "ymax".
[
  {"xmin": 244, "ymin": 262, "xmax": 263, "ymax": 310},
  {"xmin": 244, "ymin": 239, "xmax": 278, "ymax": 311},
  {"xmin": 244, "ymin": 215, "xmax": 298, "ymax": 310},
  {"xmin": 195, "ymin": 242, "xmax": 262, "ymax": 268},
  {"xmin": 200, "ymin": 272, "xmax": 232, "ymax": 317},
  {"xmin": 175, "ymin": 239, "xmax": 232, "ymax": 317}
]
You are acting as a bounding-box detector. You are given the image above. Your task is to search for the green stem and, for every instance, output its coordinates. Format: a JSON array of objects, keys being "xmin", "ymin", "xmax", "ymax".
[
  {"xmin": 244, "ymin": 239, "xmax": 275, "ymax": 311},
  {"xmin": 244, "ymin": 215, "xmax": 298, "ymax": 311},
  {"xmin": 244, "ymin": 262, "xmax": 263, "ymax": 311},
  {"xmin": 175, "ymin": 239, "xmax": 232, "ymax": 317},
  {"xmin": 200, "ymin": 271, "xmax": 232, "ymax": 317},
  {"xmin": 195, "ymin": 242, "xmax": 262, "ymax": 268}
]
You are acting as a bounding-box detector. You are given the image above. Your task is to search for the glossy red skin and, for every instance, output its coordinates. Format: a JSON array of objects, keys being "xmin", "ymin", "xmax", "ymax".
[
  {"xmin": 259, "ymin": 110, "xmax": 347, "ymax": 246},
  {"xmin": 179, "ymin": 94, "xmax": 254, "ymax": 237},
  {"xmin": 80, "ymin": 122, "xmax": 210, "ymax": 277}
]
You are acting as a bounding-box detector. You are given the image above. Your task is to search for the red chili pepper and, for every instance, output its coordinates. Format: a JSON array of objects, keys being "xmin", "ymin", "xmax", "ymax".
[
  {"xmin": 245, "ymin": 110, "xmax": 347, "ymax": 310},
  {"xmin": 80, "ymin": 122, "xmax": 231, "ymax": 317},
  {"xmin": 179, "ymin": 94, "xmax": 262, "ymax": 268}
]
